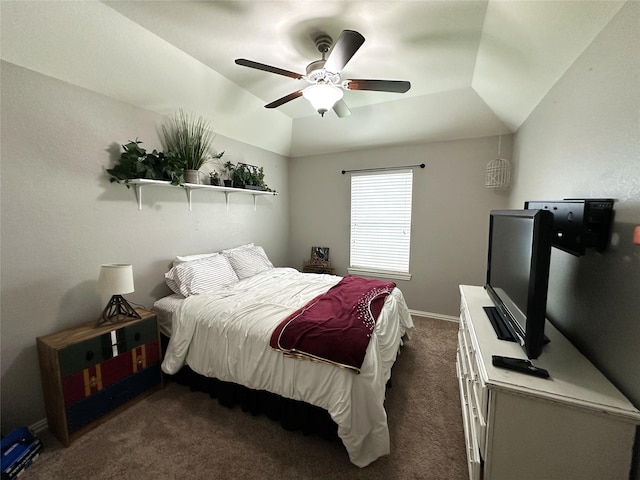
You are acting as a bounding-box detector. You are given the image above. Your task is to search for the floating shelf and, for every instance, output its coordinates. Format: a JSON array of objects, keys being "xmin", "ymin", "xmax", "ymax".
[{"xmin": 127, "ymin": 179, "xmax": 278, "ymax": 211}]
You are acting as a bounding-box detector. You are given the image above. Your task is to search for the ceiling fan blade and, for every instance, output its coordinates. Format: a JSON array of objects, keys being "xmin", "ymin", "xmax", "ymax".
[
  {"xmin": 235, "ymin": 58, "xmax": 303, "ymax": 80},
  {"xmin": 333, "ymin": 99, "xmax": 351, "ymax": 118},
  {"xmin": 323, "ymin": 30, "xmax": 365, "ymax": 73},
  {"xmin": 265, "ymin": 90, "xmax": 303, "ymax": 109},
  {"xmin": 345, "ymin": 79, "xmax": 411, "ymax": 93}
]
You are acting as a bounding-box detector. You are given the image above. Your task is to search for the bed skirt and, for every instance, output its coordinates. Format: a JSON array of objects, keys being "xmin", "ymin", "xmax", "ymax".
[
  {"xmin": 161, "ymin": 328, "xmax": 339, "ymax": 440},
  {"xmin": 167, "ymin": 364, "xmax": 340, "ymax": 441}
]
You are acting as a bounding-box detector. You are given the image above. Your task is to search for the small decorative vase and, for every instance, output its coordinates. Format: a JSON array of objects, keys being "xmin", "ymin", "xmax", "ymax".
[{"xmin": 184, "ymin": 169, "xmax": 200, "ymax": 184}]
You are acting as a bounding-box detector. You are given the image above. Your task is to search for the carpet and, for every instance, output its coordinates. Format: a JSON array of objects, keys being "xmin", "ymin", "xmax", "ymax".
[{"xmin": 24, "ymin": 316, "xmax": 467, "ymax": 479}]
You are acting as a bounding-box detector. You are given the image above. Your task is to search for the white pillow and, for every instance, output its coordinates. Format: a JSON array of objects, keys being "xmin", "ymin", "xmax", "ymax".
[
  {"xmin": 173, "ymin": 252, "xmax": 218, "ymax": 267},
  {"xmin": 164, "ymin": 254, "xmax": 239, "ymax": 297},
  {"xmin": 223, "ymin": 245, "xmax": 273, "ymax": 280},
  {"xmin": 172, "ymin": 243, "xmax": 254, "ymax": 267},
  {"xmin": 221, "ymin": 243, "xmax": 254, "ymax": 254}
]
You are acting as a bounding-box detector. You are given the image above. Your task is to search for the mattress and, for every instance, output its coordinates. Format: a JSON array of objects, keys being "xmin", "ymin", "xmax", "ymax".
[
  {"xmin": 153, "ymin": 293, "xmax": 184, "ymax": 337},
  {"xmin": 154, "ymin": 267, "xmax": 413, "ymax": 467}
]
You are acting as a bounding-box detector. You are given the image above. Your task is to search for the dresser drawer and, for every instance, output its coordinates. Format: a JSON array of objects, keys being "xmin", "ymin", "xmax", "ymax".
[
  {"xmin": 457, "ymin": 303, "xmax": 488, "ymax": 470},
  {"xmin": 460, "ymin": 328, "xmax": 477, "ymax": 380},
  {"xmin": 470, "ymin": 375, "xmax": 487, "ymax": 456},
  {"xmin": 457, "ymin": 330, "xmax": 469, "ymax": 378},
  {"xmin": 58, "ymin": 317, "xmax": 158, "ymax": 377},
  {"xmin": 37, "ymin": 310, "xmax": 162, "ymax": 446},
  {"xmin": 66, "ymin": 364, "xmax": 161, "ymax": 433},
  {"xmin": 457, "ymin": 354, "xmax": 482, "ymax": 480},
  {"xmin": 471, "ymin": 373, "xmax": 488, "ymax": 424},
  {"xmin": 62, "ymin": 340, "xmax": 160, "ymax": 406}
]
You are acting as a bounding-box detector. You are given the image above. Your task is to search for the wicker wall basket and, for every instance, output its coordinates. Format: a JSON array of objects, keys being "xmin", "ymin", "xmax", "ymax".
[{"xmin": 485, "ymin": 158, "xmax": 511, "ymax": 188}]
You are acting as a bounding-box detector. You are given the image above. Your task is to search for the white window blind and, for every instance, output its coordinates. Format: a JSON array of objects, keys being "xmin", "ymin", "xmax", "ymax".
[{"xmin": 349, "ymin": 170, "xmax": 413, "ymax": 278}]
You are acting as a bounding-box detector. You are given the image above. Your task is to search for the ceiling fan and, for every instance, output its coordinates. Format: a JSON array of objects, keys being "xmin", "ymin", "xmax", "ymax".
[{"xmin": 235, "ymin": 29, "xmax": 411, "ymax": 118}]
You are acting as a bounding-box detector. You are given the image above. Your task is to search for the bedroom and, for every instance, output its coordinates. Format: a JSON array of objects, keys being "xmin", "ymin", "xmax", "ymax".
[{"xmin": 1, "ymin": 0, "xmax": 638, "ymax": 477}]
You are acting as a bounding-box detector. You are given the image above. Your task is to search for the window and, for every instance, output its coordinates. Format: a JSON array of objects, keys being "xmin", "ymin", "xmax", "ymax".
[{"xmin": 349, "ymin": 170, "xmax": 413, "ymax": 280}]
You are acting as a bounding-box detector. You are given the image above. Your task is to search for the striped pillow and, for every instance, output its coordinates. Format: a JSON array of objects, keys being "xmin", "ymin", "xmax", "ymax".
[
  {"xmin": 172, "ymin": 252, "xmax": 218, "ymax": 267},
  {"xmin": 223, "ymin": 245, "xmax": 273, "ymax": 280},
  {"xmin": 173, "ymin": 243, "xmax": 254, "ymax": 267},
  {"xmin": 164, "ymin": 254, "xmax": 239, "ymax": 296},
  {"xmin": 221, "ymin": 243, "xmax": 254, "ymax": 254}
]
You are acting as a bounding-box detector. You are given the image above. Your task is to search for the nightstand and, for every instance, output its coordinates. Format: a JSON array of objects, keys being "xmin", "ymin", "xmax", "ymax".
[
  {"xmin": 302, "ymin": 259, "xmax": 335, "ymax": 275},
  {"xmin": 36, "ymin": 309, "xmax": 163, "ymax": 446},
  {"xmin": 302, "ymin": 265, "xmax": 335, "ymax": 274}
]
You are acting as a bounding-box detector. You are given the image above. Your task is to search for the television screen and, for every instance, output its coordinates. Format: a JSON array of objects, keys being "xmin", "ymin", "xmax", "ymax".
[{"xmin": 485, "ymin": 209, "xmax": 553, "ymax": 359}]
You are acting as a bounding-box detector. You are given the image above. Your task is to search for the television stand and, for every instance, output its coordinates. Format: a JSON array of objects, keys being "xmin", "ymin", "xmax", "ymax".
[
  {"xmin": 483, "ymin": 306, "xmax": 516, "ymax": 342},
  {"xmin": 457, "ymin": 285, "xmax": 640, "ymax": 480}
]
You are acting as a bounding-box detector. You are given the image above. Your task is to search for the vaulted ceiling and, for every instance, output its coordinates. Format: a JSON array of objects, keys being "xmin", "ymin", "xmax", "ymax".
[{"xmin": 1, "ymin": 1, "xmax": 625, "ymax": 157}]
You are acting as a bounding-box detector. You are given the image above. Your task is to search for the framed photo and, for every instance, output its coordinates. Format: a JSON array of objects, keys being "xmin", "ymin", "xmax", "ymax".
[{"xmin": 311, "ymin": 246, "xmax": 330, "ymax": 262}]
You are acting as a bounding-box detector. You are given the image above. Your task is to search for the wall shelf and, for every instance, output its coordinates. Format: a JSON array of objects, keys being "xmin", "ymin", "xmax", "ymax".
[{"xmin": 127, "ymin": 179, "xmax": 278, "ymax": 211}]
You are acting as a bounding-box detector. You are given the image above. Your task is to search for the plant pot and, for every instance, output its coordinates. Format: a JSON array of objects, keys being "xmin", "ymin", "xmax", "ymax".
[
  {"xmin": 223, "ymin": 180, "xmax": 233, "ymax": 187},
  {"xmin": 184, "ymin": 169, "xmax": 200, "ymax": 184},
  {"xmin": 210, "ymin": 178, "xmax": 220, "ymax": 186}
]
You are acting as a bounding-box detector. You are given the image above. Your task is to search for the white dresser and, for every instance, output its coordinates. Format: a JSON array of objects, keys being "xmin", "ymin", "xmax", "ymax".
[{"xmin": 457, "ymin": 285, "xmax": 640, "ymax": 480}]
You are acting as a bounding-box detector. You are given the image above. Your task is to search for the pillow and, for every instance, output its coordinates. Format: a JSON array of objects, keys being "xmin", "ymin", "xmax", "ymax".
[
  {"xmin": 173, "ymin": 252, "xmax": 218, "ymax": 267},
  {"xmin": 167, "ymin": 252, "xmax": 220, "ymax": 290},
  {"xmin": 164, "ymin": 254, "xmax": 239, "ymax": 297},
  {"xmin": 172, "ymin": 243, "xmax": 254, "ymax": 267},
  {"xmin": 221, "ymin": 242, "xmax": 254, "ymax": 254},
  {"xmin": 223, "ymin": 245, "xmax": 273, "ymax": 280}
]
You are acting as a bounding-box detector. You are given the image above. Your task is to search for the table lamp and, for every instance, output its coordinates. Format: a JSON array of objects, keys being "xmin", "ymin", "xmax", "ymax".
[{"xmin": 96, "ymin": 264, "xmax": 141, "ymax": 326}]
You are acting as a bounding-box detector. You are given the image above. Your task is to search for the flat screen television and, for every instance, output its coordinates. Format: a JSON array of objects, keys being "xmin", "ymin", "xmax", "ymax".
[{"xmin": 485, "ymin": 209, "xmax": 554, "ymax": 359}]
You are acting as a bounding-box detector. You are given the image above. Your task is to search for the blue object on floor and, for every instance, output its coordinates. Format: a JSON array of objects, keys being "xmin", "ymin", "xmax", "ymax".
[{"xmin": 1, "ymin": 427, "xmax": 43, "ymax": 479}]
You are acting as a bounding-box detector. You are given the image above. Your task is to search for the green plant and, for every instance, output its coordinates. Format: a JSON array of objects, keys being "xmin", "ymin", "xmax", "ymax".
[
  {"xmin": 106, "ymin": 139, "xmax": 184, "ymax": 186},
  {"xmin": 252, "ymin": 166, "xmax": 265, "ymax": 186},
  {"xmin": 220, "ymin": 161, "xmax": 273, "ymax": 191},
  {"xmin": 208, "ymin": 171, "xmax": 220, "ymax": 186},
  {"xmin": 210, "ymin": 150, "xmax": 225, "ymax": 162},
  {"xmin": 222, "ymin": 160, "xmax": 235, "ymax": 181},
  {"xmin": 231, "ymin": 163, "xmax": 251, "ymax": 187},
  {"xmin": 161, "ymin": 110, "xmax": 215, "ymax": 170}
]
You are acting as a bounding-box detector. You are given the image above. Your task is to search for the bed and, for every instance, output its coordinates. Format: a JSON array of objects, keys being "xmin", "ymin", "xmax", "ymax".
[{"xmin": 154, "ymin": 244, "xmax": 414, "ymax": 467}]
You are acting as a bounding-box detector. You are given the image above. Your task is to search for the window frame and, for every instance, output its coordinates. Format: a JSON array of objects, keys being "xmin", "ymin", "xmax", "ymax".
[{"xmin": 347, "ymin": 169, "xmax": 413, "ymax": 281}]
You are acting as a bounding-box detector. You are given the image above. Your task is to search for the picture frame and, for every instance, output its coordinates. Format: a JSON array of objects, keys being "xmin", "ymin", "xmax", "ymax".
[{"xmin": 311, "ymin": 246, "xmax": 330, "ymax": 262}]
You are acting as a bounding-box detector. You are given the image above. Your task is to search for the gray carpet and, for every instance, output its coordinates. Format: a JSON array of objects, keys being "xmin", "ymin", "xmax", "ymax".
[{"xmin": 24, "ymin": 317, "xmax": 467, "ymax": 479}]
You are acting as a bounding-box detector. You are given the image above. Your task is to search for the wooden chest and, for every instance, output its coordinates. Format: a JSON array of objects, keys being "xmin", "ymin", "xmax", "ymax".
[{"xmin": 37, "ymin": 309, "xmax": 163, "ymax": 446}]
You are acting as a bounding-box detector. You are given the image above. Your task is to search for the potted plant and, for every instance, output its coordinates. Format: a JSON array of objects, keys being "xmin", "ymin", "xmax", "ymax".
[
  {"xmin": 222, "ymin": 160, "xmax": 235, "ymax": 187},
  {"xmin": 161, "ymin": 110, "xmax": 219, "ymax": 184},
  {"xmin": 246, "ymin": 166, "xmax": 267, "ymax": 191},
  {"xmin": 243, "ymin": 164, "xmax": 272, "ymax": 191},
  {"xmin": 232, "ymin": 163, "xmax": 252, "ymax": 188},
  {"xmin": 209, "ymin": 171, "xmax": 220, "ymax": 186},
  {"xmin": 106, "ymin": 139, "xmax": 184, "ymax": 186}
]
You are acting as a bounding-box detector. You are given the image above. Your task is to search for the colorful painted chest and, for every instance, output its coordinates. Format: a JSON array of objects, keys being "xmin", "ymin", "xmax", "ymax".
[{"xmin": 37, "ymin": 310, "xmax": 163, "ymax": 446}]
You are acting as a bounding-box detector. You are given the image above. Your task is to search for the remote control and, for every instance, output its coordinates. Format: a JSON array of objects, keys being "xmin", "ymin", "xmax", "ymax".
[{"xmin": 492, "ymin": 355, "xmax": 550, "ymax": 378}]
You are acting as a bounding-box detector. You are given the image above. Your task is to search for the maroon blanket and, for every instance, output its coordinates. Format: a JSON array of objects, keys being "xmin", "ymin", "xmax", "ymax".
[{"xmin": 269, "ymin": 276, "xmax": 396, "ymax": 373}]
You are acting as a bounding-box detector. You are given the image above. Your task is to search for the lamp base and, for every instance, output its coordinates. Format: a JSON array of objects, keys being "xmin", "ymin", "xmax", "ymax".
[{"xmin": 96, "ymin": 295, "xmax": 141, "ymax": 327}]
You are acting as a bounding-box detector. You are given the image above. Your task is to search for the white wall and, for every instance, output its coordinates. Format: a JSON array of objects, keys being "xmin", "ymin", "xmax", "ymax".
[
  {"xmin": 509, "ymin": 3, "xmax": 639, "ymax": 475},
  {"xmin": 288, "ymin": 135, "xmax": 512, "ymax": 317},
  {"xmin": 0, "ymin": 0, "xmax": 292, "ymax": 157},
  {"xmin": 0, "ymin": 62, "xmax": 289, "ymax": 432},
  {"xmin": 510, "ymin": 0, "xmax": 639, "ymax": 405}
]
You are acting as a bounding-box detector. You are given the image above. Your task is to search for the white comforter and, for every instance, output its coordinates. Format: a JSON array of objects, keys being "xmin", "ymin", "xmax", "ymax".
[{"xmin": 161, "ymin": 267, "xmax": 414, "ymax": 467}]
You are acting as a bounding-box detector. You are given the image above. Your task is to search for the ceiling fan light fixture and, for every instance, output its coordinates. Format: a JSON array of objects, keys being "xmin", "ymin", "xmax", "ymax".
[
  {"xmin": 302, "ymin": 84, "xmax": 343, "ymax": 117},
  {"xmin": 235, "ymin": 29, "xmax": 409, "ymax": 117}
]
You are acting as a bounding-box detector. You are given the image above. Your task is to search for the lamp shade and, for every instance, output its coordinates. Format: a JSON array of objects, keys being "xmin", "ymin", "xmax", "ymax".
[
  {"xmin": 98, "ymin": 264, "xmax": 135, "ymax": 295},
  {"xmin": 302, "ymin": 84, "xmax": 343, "ymax": 115}
]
